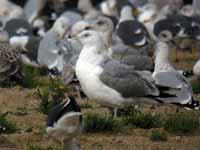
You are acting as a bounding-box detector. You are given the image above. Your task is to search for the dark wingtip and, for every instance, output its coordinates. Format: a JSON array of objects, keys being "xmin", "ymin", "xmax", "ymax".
[
  {"xmin": 183, "ymin": 98, "xmax": 200, "ymax": 110},
  {"xmin": 182, "ymin": 70, "xmax": 194, "ymax": 78},
  {"xmin": 46, "ymin": 96, "xmax": 81, "ymax": 127}
]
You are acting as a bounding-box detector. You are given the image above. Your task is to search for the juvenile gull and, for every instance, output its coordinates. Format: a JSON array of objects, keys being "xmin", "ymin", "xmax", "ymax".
[{"xmin": 0, "ymin": 42, "xmax": 24, "ymax": 83}]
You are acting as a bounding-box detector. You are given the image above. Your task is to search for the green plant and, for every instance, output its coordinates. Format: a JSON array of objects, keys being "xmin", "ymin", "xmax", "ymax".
[
  {"xmin": 164, "ymin": 113, "xmax": 200, "ymax": 134},
  {"xmin": 80, "ymin": 103, "xmax": 94, "ymax": 109},
  {"xmin": 83, "ymin": 114, "xmax": 124, "ymax": 133},
  {"xmin": 0, "ymin": 114, "xmax": 18, "ymax": 134},
  {"xmin": 191, "ymin": 79, "xmax": 200, "ymax": 94},
  {"xmin": 0, "ymin": 81, "xmax": 17, "ymax": 88},
  {"xmin": 115, "ymin": 105, "xmax": 140, "ymax": 117},
  {"xmin": 124, "ymin": 112, "xmax": 163, "ymax": 129},
  {"xmin": 150, "ymin": 130, "xmax": 167, "ymax": 142},
  {"xmin": 37, "ymin": 77, "xmax": 70, "ymax": 114},
  {"xmin": 23, "ymin": 64, "xmax": 48, "ymax": 88},
  {"xmin": 27, "ymin": 143, "xmax": 61, "ymax": 150}
]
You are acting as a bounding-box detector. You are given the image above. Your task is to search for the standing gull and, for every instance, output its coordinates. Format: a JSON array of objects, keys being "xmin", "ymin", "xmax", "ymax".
[
  {"xmin": 152, "ymin": 38, "xmax": 199, "ymax": 109},
  {"xmin": 74, "ymin": 30, "xmax": 199, "ymax": 117}
]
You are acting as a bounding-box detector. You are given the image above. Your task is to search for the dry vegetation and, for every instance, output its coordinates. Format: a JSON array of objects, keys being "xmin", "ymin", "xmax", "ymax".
[{"xmin": 0, "ymin": 50, "xmax": 200, "ymax": 150}]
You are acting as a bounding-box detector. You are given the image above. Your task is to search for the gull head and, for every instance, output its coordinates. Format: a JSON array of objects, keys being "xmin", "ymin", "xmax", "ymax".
[
  {"xmin": 71, "ymin": 30, "xmax": 103, "ymax": 47},
  {"xmin": 157, "ymin": 30, "xmax": 173, "ymax": 42},
  {"xmin": 100, "ymin": 0, "xmax": 118, "ymax": 17},
  {"xmin": 160, "ymin": 5, "xmax": 178, "ymax": 16},
  {"xmin": 138, "ymin": 3, "xmax": 157, "ymax": 23},
  {"xmin": 120, "ymin": 5, "xmax": 134, "ymax": 22},
  {"xmin": 180, "ymin": 5, "xmax": 194, "ymax": 17},
  {"xmin": 71, "ymin": 20, "xmax": 93, "ymax": 36},
  {"xmin": 52, "ymin": 17, "xmax": 70, "ymax": 38},
  {"xmin": 92, "ymin": 17, "xmax": 114, "ymax": 34}
]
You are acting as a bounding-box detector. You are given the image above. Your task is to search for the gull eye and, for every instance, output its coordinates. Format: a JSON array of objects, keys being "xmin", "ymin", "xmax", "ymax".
[
  {"xmin": 97, "ymin": 21, "xmax": 104, "ymax": 25},
  {"xmin": 84, "ymin": 33, "xmax": 90, "ymax": 37},
  {"xmin": 85, "ymin": 26, "xmax": 91, "ymax": 30}
]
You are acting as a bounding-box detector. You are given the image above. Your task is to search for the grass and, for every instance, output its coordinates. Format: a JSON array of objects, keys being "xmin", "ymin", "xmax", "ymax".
[
  {"xmin": 23, "ymin": 64, "xmax": 49, "ymax": 88},
  {"xmin": 80, "ymin": 103, "xmax": 95, "ymax": 109},
  {"xmin": 116, "ymin": 105, "xmax": 139, "ymax": 117},
  {"xmin": 124, "ymin": 111, "xmax": 163, "ymax": 129},
  {"xmin": 191, "ymin": 79, "xmax": 200, "ymax": 94},
  {"xmin": 150, "ymin": 130, "xmax": 168, "ymax": 142},
  {"xmin": 164, "ymin": 112, "xmax": 200, "ymax": 134},
  {"xmin": 27, "ymin": 143, "xmax": 61, "ymax": 150},
  {"xmin": 37, "ymin": 77, "xmax": 71, "ymax": 114},
  {"xmin": 83, "ymin": 114, "xmax": 125, "ymax": 133},
  {"xmin": 0, "ymin": 114, "xmax": 18, "ymax": 134}
]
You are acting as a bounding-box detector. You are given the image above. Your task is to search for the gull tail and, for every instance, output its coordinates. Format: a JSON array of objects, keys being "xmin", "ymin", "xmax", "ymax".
[{"xmin": 181, "ymin": 97, "xmax": 200, "ymax": 110}]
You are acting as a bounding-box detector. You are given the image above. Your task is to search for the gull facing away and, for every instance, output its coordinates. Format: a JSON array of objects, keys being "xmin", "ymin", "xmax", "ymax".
[
  {"xmin": 74, "ymin": 30, "xmax": 199, "ymax": 117},
  {"xmin": 46, "ymin": 96, "xmax": 82, "ymax": 150}
]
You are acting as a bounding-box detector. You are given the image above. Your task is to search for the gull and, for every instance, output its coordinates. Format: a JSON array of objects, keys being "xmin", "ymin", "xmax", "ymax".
[
  {"xmin": 116, "ymin": 5, "xmax": 151, "ymax": 47},
  {"xmin": 70, "ymin": 16, "xmax": 154, "ymax": 71},
  {"xmin": 152, "ymin": 36, "xmax": 199, "ymax": 109},
  {"xmin": 73, "ymin": 30, "xmax": 199, "ymax": 118},
  {"xmin": 0, "ymin": 42, "xmax": 24, "ymax": 83},
  {"xmin": 74, "ymin": 30, "xmax": 158, "ymax": 108},
  {"xmin": 138, "ymin": 3, "xmax": 177, "ymax": 40},
  {"xmin": 78, "ymin": 0, "xmax": 101, "ymax": 19},
  {"xmin": 180, "ymin": 5, "xmax": 194, "ymax": 17},
  {"xmin": 100, "ymin": 0, "xmax": 118, "ymax": 18},
  {"xmin": 4, "ymin": 18, "xmax": 41, "ymax": 66},
  {"xmin": 46, "ymin": 96, "xmax": 82, "ymax": 150},
  {"xmin": 37, "ymin": 15, "xmax": 72, "ymax": 73},
  {"xmin": 24, "ymin": 0, "xmax": 46, "ymax": 23},
  {"xmin": 91, "ymin": 16, "xmax": 154, "ymax": 70},
  {"xmin": 0, "ymin": 0, "xmax": 24, "ymax": 20}
]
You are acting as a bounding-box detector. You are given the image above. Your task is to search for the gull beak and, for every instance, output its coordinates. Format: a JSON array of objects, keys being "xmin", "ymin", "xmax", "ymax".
[{"xmin": 68, "ymin": 33, "xmax": 78, "ymax": 40}]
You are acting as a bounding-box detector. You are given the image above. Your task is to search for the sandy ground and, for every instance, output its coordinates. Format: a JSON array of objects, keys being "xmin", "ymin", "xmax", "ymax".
[{"xmin": 0, "ymin": 87, "xmax": 200, "ymax": 150}]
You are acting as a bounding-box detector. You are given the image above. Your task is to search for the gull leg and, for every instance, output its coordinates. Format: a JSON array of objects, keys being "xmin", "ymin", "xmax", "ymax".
[
  {"xmin": 192, "ymin": 44, "xmax": 196, "ymax": 60},
  {"xmin": 113, "ymin": 107, "xmax": 118, "ymax": 119},
  {"xmin": 175, "ymin": 47, "xmax": 178, "ymax": 62},
  {"xmin": 74, "ymin": 85, "xmax": 82, "ymax": 100}
]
